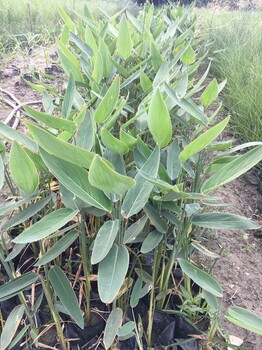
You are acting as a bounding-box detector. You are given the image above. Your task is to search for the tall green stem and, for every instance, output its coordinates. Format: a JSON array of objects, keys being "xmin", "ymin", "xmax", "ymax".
[
  {"xmin": 40, "ymin": 277, "xmax": 67, "ymax": 350},
  {"xmin": 80, "ymin": 209, "xmax": 91, "ymax": 323},
  {"xmin": 147, "ymin": 247, "xmax": 158, "ymax": 346}
]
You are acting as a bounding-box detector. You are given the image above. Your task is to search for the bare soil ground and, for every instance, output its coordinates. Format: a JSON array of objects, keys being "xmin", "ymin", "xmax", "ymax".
[
  {"xmin": 0, "ymin": 45, "xmax": 60, "ymax": 123},
  {"xmin": 207, "ymin": 173, "xmax": 262, "ymax": 350},
  {"xmin": 1, "ymin": 48, "xmax": 262, "ymax": 350}
]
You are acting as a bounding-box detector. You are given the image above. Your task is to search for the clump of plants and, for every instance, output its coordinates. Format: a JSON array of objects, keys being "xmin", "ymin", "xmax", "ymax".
[{"xmin": 0, "ymin": 3, "xmax": 262, "ymax": 350}]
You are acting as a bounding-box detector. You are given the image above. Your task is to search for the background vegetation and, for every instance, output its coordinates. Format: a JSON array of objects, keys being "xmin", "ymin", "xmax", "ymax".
[{"xmin": 198, "ymin": 10, "xmax": 262, "ymax": 144}]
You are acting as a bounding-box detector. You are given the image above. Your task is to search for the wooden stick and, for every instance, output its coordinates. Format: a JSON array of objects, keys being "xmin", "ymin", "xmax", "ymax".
[
  {"xmin": 4, "ymin": 100, "xmax": 42, "ymax": 125},
  {"xmin": 0, "ymin": 87, "xmax": 20, "ymax": 105}
]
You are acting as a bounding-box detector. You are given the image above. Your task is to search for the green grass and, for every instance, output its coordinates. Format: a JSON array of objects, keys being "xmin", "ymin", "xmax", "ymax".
[
  {"xmin": 0, "ymin": 0, "xmax": 138, "ymax": 53},
  {"xmin": 197, "ymin": 9, "xmax": 262, "ymax": 142}
]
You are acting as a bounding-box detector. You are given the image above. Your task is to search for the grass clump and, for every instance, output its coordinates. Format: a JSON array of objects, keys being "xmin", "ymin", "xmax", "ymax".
[
  {"xmin": 0, "ymin": 0, "xmax": 138, "ymax": 54},
  {"xmin": 198, "ymin": 10, "xmax": 262, "ymax": 142}
]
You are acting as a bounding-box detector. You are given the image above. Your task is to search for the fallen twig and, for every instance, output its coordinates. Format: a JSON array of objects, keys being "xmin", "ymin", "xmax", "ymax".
[
  {"xmin": 4, "ymin": 100, "xmax": 43, "ymax": 125},
  {"xmin": 0, "ymin": 87, "xmax": 20, "ymax": 105}
]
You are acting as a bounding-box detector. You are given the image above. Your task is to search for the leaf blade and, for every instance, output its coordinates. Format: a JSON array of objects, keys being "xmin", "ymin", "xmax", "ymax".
[
  {"xmin": 13, "ymin": 208, "xmax": 78, "ymax": 243},
  {"xmin": 49, "ymin": 266, "xmax": 84, "ymax": 329},
  {"xmin": 178, "ymin": 258, "xmax": 223, "ymax": 297},
  {"xmin": 98, "ymin": 244, "xmax": 129, "ymax": 304}
]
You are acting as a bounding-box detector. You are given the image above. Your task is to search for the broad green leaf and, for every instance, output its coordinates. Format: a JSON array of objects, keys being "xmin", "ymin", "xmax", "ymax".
[
  {"xmin": 91, "ymin": 220, "xmax": 119, "ymax": 264},
  {"xmin": 193, "ymin": 212, "xmax": 260, "ymax": 230},
  {"xmin": 0, "ymin": 156, "xmax": 4, "ymax": 190},
  {"xmin": 120, "ymin": 129, "xmax": 137, "ymax": 149},
  {"xmin": 130, "ymin": 276, "xmax": 143, "ymax": 308},
  {"xmin": 181, "ymin": 45, "xmax": 195, "ymax": 64},
  {"xmin": 135, "ymin": 268, "xmax": 153, "ymax": 284},
  {"xmin": 0, "ymin": 122, "xmax": 37, "ymax": 152},
  {"xmin": 24, "ymin": 106, "xmax": 76, "ymax": 133},
  {"xmin": 117, "ymin": 15, "xmax": 132, "ymax": 60},
  {"xmin": 60, "ymin": 183, "xmax": 86, "ymax": 210},
  {"xmin": 144, "ymin": 203, "xmax": 168, "ymax": 233},
  {"xmin": 123, "ymin": 215, "xmax": 148, "ymax": 244},
  {"xmin": 98, "ymin": 244, "xmax": 129, "ymax": 303},
  {"xmin": 167, "ymin": 139, "xmax": 181, "ymax": 180},
  {"xmin": 0, "ymin": 304, "xmax": 25, "ymax": 350},
  {"xmin": 103, "ymin": 308, "xmax": 123, "ymax": 349},
  {"xmin": 179, "ymin": 117, "xmax": 230, "ymax": 162},
  {"xmin": 58, "ymin": 41, "xmax": 84, "ymax": 82},
  {"xmin": 148, "ymin": 88, "xmax": 172, "ymax": 148},
  {"xmin": 165, "ymin": 84, "xmax": 208, "ymax": 125},
  {"xmin": 9, "ymin": 141, "xmax": 39, "ymax": 195},
  {"xmin": 0, "ymin": 273, "xmax": 38, "ymax": 302},
  {"xmin": 49, "ymin": 266, "xmax": 84, "ymax": 329},
  {"xmin": 225, "ymin": 306, "xmax": 262, "ymax": 335},
  {"xmin": 0, "ymin": 197, "xmax": 36, "ymax": 217},
  {"xmin": 84, "ymin": 4, "xmax": 95, "ymax": 21},
  {"xmin": 201, "ymin": 78, "xmax": 219, "ymax": 108},
  {"xmin": 206, "ymin": 140, "xmax": 233, "ymax": 152},
  {"xmin": 85, "ymin": 24, "xmax": 97, "ymax": 53},
  {"xmin": 13, "ymin": 208, "xmax": 78, "ymax": 243},
  {"xmin": 140, "ymin": 71, "xmax": 152, "ymax": 93},
  {"xmin": 60, "ymin": 24, "xmax": 70, "ymax": 45},
  {"xmin": 42, "ymin": 91, "xmax": 55, "ymax": 114},
  {"xmin": 99, "ymin": 38, "xmax": 113, "ymax": 78},
  {"xmin": 1, "ymin": 196, "xmax": 51, "ymax": 231},
  {"xmin": 203, "ymin": 290, "xmax": 219, "ymax": 312},
  {"xmin": 35, "ymin": 230, "xmax": 79, "ymax": 266},
  {"xmin": 202, "ymin": 146, "xmax": 262, "ymax": 194},
  {"xmin": 89, "ymin": 155, "xmax": 135, "ymax": 195},
  {"xmin": 117, "ymin": 321, "xmax": 136, "ymax": 337},
  {"xmin": 76, "ymin": 110, "xmax": 95, "ymax": 151},
  {"xmin": 7, "ymin": 325, "xmax": 30, "ymax": 350},
  {"xmin": 92, "ymin": 50, "xmax": 104, "ymax": 84},
  {"xmin": 26, "ymin": 121, "xmax": 95, "ymax": 169},
  {"xmin": 178, "ymin": 258, "xmax": 223, "ymax": 297},
  {"xmin": 215, "ymin": 141, "xmax": 262, "ymax": 159},
  {"xmin": 150, "ymin": 42, "xmax": 163, "ymax": 71},
  {"xmin": 62, "ymin": 73, "xmax": 75, "ymax": 119},
  {"xmin": 121, "ymin": 146, "xmax": 160, "ymax": 218},
  {"xmin": 153, "ymin": 62, "xmax": 169, "ymax": 88},
  {"xmin": 111, "ymin": 58, "xmax": 129, "ymax": 78},
  {"xmin": 141, "ymin": 230, "xmax": 163, "ymax": 254},
  {"xmin": 137, "ymin": 169, "xmax": 176, "ymax": 191},
  {"xmin": 101, "ymin": 128, "xmax": 129, "ymax": 155},
  {"xmin": 176, "ymin": 73, "xmax": 188, "ymax": 98},
  {"xmin": 40, "ymin": 150, "xmax": 112, "ymax": 212},
  {"xmin": 58, "ymin": 6, "xmax": 75, "ymax": 32},
  {"xmin": 5, "ymin": 243, "xmax": 26, "ymax": 262},
  {"xmin": 185, "ymin": 62, "xmax": 211, "ymax": 99},
  {"xmin": 94, "ymin": 76, "xmax": 120, "ymax": 123},
  {"xmin": 24, "ymin": 147, "xmax": 48, "ymax": 172},
  {"xmin": 70, "ymin": 32, "xmax": 93, "ymax": 57}
]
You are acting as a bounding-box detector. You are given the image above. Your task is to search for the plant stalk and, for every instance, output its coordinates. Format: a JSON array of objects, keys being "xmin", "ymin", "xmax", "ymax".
[
  {"xmin": 40, "ymin": 277, "xmax": 68, "ymax": 350},
  {"xmin": 80, "ymin": 209, "xmax": 91, "ymax": 324}
]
